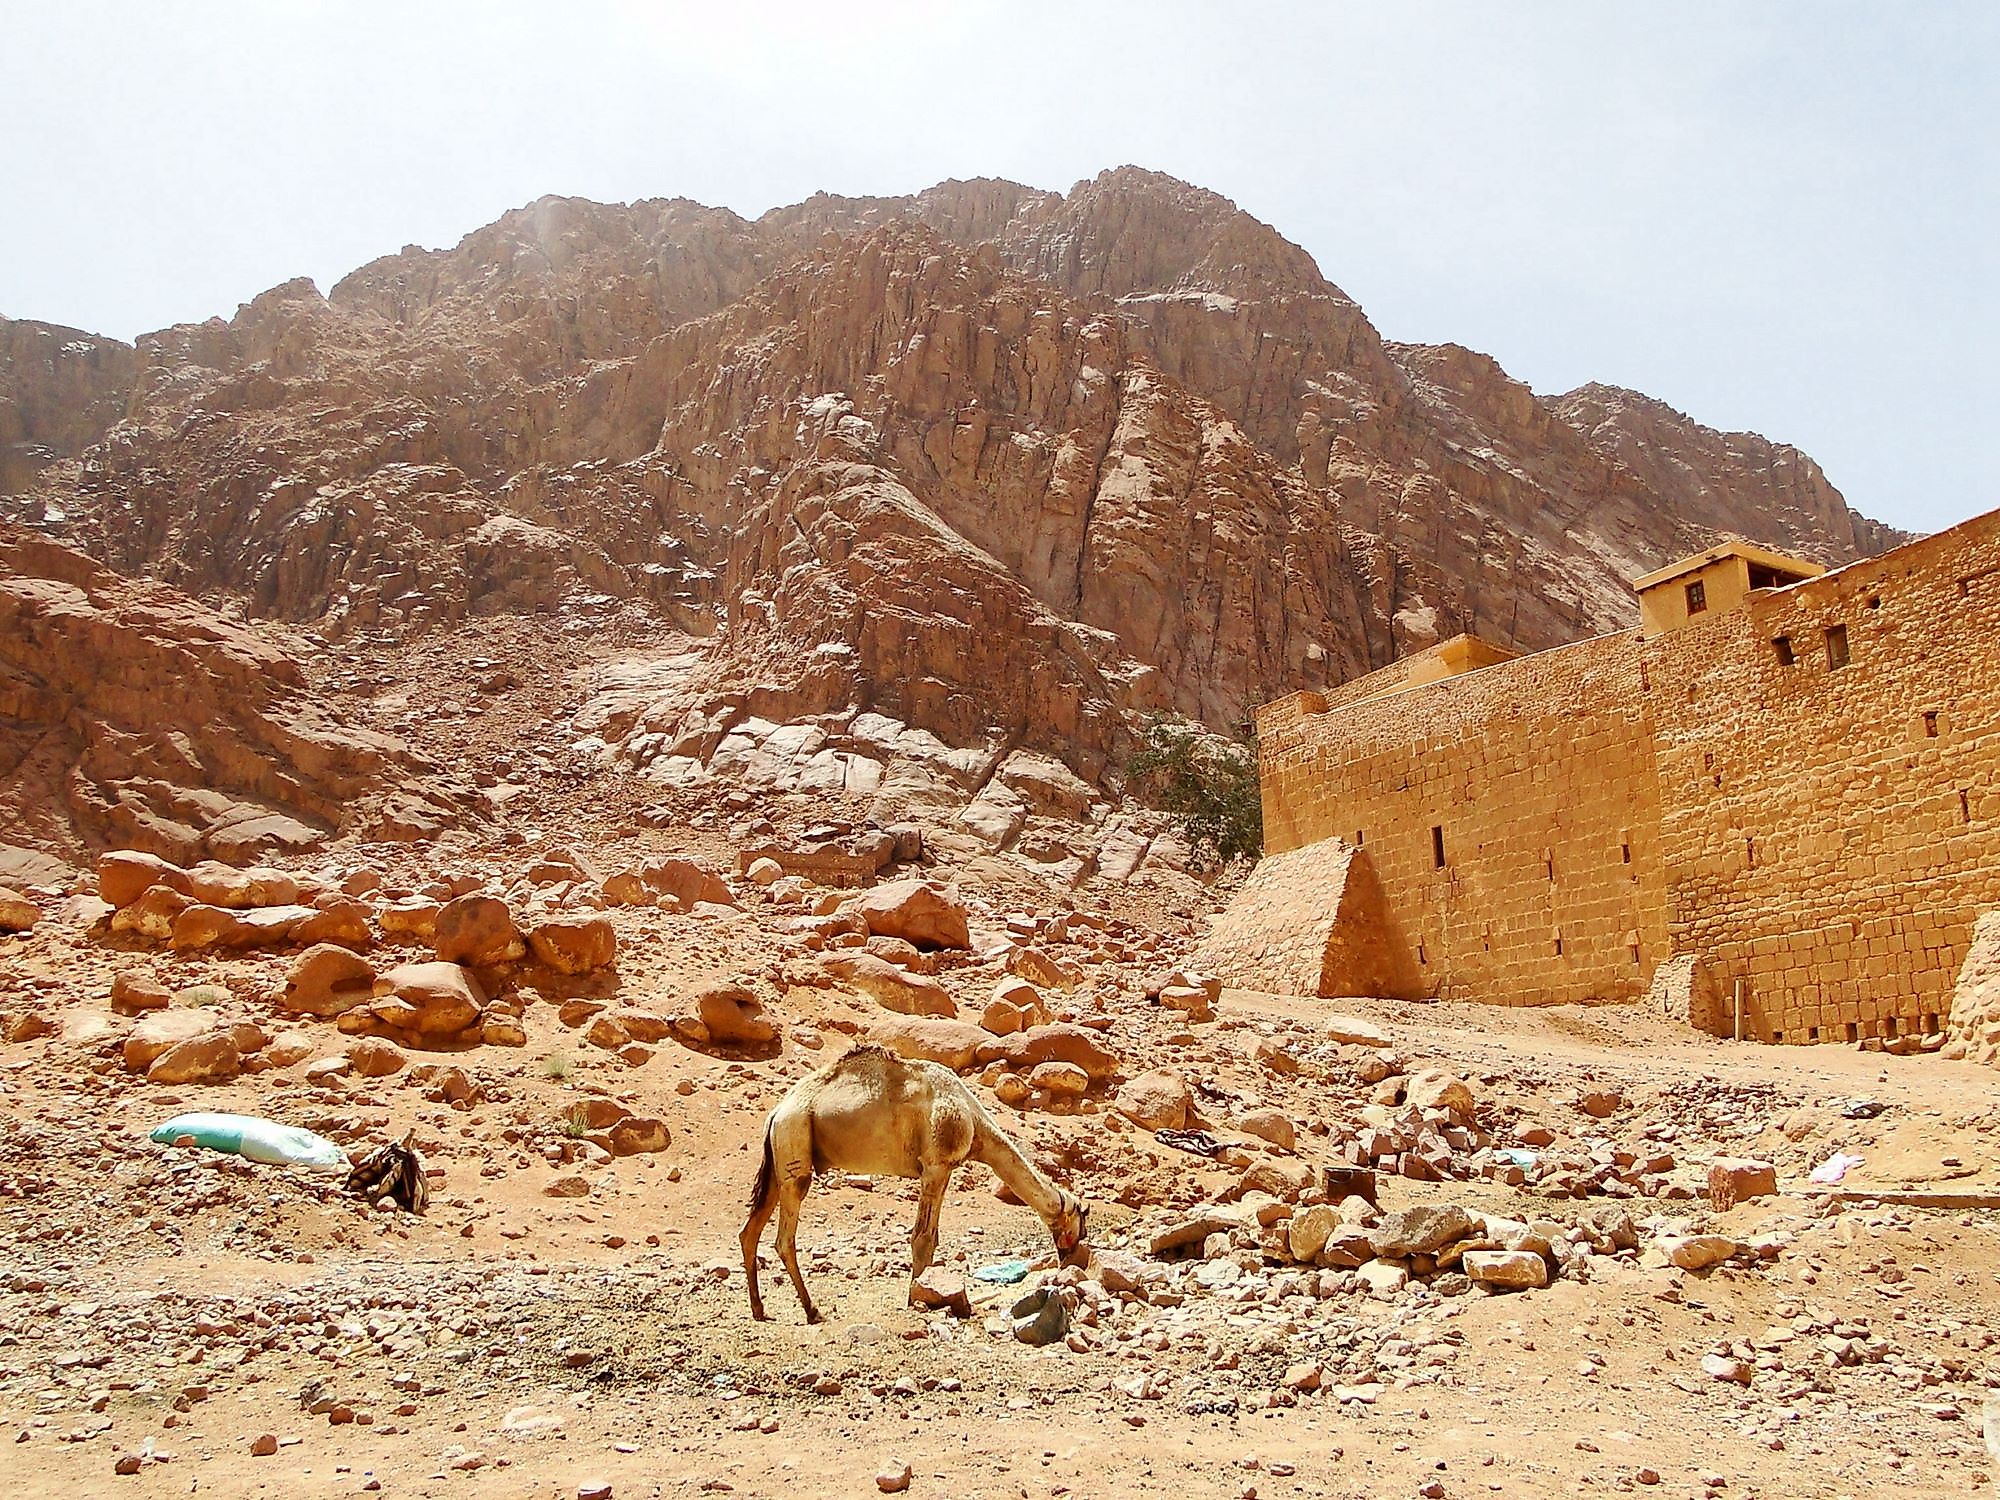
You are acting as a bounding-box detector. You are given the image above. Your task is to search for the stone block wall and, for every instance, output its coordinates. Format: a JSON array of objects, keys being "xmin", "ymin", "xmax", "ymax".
[
  {"xmin": 1258, "ymin": 631, "xmax": 1672, "ymax": 1007},
  {"xmin": 1244, "ymin": 504, "xmax": 2000, "ymax": 1045},
  {"xmin": 1646, "ymin": 509, "xmax": 2000, "ymax": 1043}
]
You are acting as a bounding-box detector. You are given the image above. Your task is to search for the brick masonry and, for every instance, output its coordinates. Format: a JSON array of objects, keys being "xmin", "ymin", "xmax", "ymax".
[{"xmin": 1231, "ymin": 506, "xmax": 2000, "ymax": 1046}]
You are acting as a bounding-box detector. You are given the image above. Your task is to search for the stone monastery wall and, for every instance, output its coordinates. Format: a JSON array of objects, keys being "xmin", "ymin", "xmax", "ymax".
[
  {"xmin": 1251, "ymin": 506, "xmax": 2000, "ymax": 1044},
  {"xmin": 1645, "ymin": 509, "xmax": 2000, "ymax": 1043},
  {"xmin": 1258, "ymin": 631, "xmax": 1672, "ymax": 1008}
]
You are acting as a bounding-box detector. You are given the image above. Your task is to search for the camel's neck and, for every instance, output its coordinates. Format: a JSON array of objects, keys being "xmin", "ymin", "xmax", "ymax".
[{"xmin": 969, "ymin": 1112, "xmax": 1064, "ymax": 1226}]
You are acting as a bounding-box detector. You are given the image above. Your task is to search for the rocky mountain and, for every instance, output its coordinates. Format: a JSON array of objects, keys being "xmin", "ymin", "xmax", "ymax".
[
  {"xmin": 0, "ymin": 525, "xmax": 477, "ymax": 875},
  {"xmin": 0, "ymin": 167, "xmax": 1902, "ymax": 839}
]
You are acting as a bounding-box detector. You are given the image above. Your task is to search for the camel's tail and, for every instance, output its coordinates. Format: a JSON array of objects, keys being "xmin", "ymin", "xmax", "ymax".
[{"xmin": 748, "ymin": 1118, "xmax": 776, "ymax": 1215}]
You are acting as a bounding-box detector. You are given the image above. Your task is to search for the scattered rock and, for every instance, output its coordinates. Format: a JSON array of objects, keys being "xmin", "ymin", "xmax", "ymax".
[
  {"xmin": 434, "ymin": 894, "xmax": 525, "ymax": 966},
  {"xmin": 282, "ymin": 944, "xmax": 377, "ymax": 1018},
  {"xmin": 846, "ymin": 880, "xmax": 970, "ymax": 950},
  {"xmin": 0, "ymin": 886, "xmax": 38, "ymax": 932},
  {"xmin": 528, "ymin": 915, "xmax": 618, "ymax": 974},
  {"xmin": 1707, "ymin": 1158, "xmax": 1778, "ymax": 1210},
  {"xmin": 1114, "ymin": 1069, "xmax": 1192, "ymax": 1130}
]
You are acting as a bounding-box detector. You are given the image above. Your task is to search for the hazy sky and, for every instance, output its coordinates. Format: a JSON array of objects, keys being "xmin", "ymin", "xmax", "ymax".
[{"xmin": 4, "ymin": 2, "xmax": 1992, "ymax": 533}]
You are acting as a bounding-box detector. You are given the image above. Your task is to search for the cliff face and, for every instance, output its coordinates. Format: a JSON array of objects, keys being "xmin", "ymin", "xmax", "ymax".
[
  {"xmin": 0, "ymin": 167, "xmax": 1903, "ymax": 791},
  {"xmin": 0, "ymin": 526, "xmax": 476, "ymax": 868}
]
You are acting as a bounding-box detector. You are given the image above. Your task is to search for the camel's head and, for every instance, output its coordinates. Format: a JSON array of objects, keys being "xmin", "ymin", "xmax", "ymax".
[{"xmin": 1051, "ymin": 1189, "xmax": 1090, "ymax": 1265}]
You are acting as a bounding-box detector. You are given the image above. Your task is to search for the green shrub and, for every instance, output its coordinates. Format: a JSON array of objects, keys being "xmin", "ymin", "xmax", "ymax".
[{"xmin": 1125, "ymin": 715, "xmax": 1263, "ymax": 869}]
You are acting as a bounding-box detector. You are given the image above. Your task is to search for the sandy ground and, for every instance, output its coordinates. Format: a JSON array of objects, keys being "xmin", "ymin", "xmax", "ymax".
[{"xmin": 2, "ymin": 617, "xmax": 1997, "ymax": 1497}]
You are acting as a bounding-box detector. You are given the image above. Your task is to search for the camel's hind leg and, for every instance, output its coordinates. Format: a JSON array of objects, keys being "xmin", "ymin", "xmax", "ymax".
[
  {"xmin": 773, "ymin": 1172, "xmax": 820, "ymax": 1324},
  {"xmin": 907, "ymin": 1164, "xmax": 952, "ymax": 1293},
  {"xmin": 741, "ymin": 1132, "xmax": 780, "ymax": 1322}
]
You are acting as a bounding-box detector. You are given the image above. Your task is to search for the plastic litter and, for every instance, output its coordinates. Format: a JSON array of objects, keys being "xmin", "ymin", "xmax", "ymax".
[
  {"xmin": 1838, "ymin": 1098, "xmax": 1885, "ymax": 1120},
  {"xmin": 971, "ymin": 1259, "xmax": 1033, "ymax": 1285},
  {"xmin": 1495, "ymin": 1147, "xmax": 1539, "ymax": 1169},
  {"xmin": 150, "ymin": 1112, "xmax": 349, "ymax": 1172},
  {"xmin": 1009, "ymin": 1286, "xmax": 1071, "ymax": 1345},
  {"xmin": 1809, "ymin": 1151, "xmax": 1865, "ymax": 1185}
]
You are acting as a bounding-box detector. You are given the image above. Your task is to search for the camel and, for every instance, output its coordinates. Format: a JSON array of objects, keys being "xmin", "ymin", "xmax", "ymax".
[{"xmin": 741, "ymin": 1044, "xmax": 1089, "ymax": 1323}]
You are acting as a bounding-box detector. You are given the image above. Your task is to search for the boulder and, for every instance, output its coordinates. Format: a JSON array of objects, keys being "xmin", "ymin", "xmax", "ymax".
[
  {"xmin": 110, "ymin": 883, "xmax": 193, "ymax": 940},
  {"xmin": 184, "ymin": 861, "xmax": 301, "ymax": 909},
  {"xmin": 1370, "ymin": 1205, "xmax": 1477, "ymax": 1258},
  {"xmin": 607, "ymin": 1117, "xmax": 672, "ymax": 1155},
  {"xmin": 479, "ymin": 1015, "xmax": 527, "ymax": 1047},
  {"xmin": 293, "ymin": 898, "xmax": 371, "ymax": 948},
  {"xmin": 147, "ymin": 1032, "xmax": 241, "ymax": 1085},
  {"xmin": 1651, "ymin": 1233, "xmax": 1740, "ymax": 1272},
  {"xmin": 1355, "ymin": 1259, "xmax": 1410, "ymax": 1297},
  {"xmin": 1287, "ymin": 1203, "xmax": 1337, "ymax": 1263},
  {"xmin": 262, "ymin": 1031, "xmax": 316, "ymax": 1068},
  {"xmin": 867, "ymin": 1015, "xmax": 988, "ymax": 1072},
  {"xmin": 1323, "ymin": 1014, "xmax": 1392, "ymax": 1048},
  {"xmin": 641, "ymin": 858, "xmax": 735, "ymax": 909},
  {"xmin": 601, "ymin": 871, "xmax": 652, "ymax": 906},
  {"xmin": 1028, "ymin": 1060, "xmax": 1090, "ymax": 1095},
  {"xmin": 109, "ymin": 973, "xmax": 172, "ymax": 1015},
  {"xmin": 976, "ymin": 1023, "xmax": 1117, "ymax": 1080},
  {"xmin": 0, "ymin": 886, "xmax": 38, "ymax": 933},
  {"xmin": 1233, "ymin": 1108, "xmax": 1296, "ymax": 1151},
  {"xmin": 168, "ymin": 903, "xmax": 316, "ymax": 951},
  {"xmin": 434, "ymin": 895, "xmax": 525, "ymax": 967},
  {"xmin": 1007, "ymin": 946, "xmax": 1081, "ymax": 990},
  {"xmin": 370, "ymin": 961, "xmax": 485, "ymax": 1037},
  {"xmin": 1707, "ymin": 1158, "xmax": 1779, "ymax": 1210},
  {"xmin": 820, "ymin": 951, "xmax": 956, "ymax": 1017},
  {"xmin": 1576, "ymin": 1087, "xmax": 1624, "ymax": 1118},
  {"xmin": 745, "ymin": 856, "xmax": 785, "ymax": 886},
  {"xmin": 695, "ymin": 982, "xmax": 777, "ymax": 1046},
  {"xmin": 1237, "ymin": 1159, "xmax": 1316, "ymax": 1202},
  {"xmin": 1114, "ymin": 1069, "xmax": 1192, "ymax": 1130},
  {"xmin": 97, "ymin": 850, "xmax": 192, "ymax": 909},
  {"xmin": 910, "ymin": 1267, "xmax": 972, "ymax": 1317},
  {"xmin": 845, "ymin": 880, "xmax": 970, "ymax": 950},
  {"xmin": 1462, "ymin": 1249, "xmax": 1549, "ymax": 1290},
  {"xmin": 528, "ymin": 915, "xmax": 617, "ymax": 975},
  {"xmin": 282, "ymin": 944, "xmax": 377, "ymax": 1018},
  {"xmin": 1404, "ymin": 1069, "xmax": 1476, "ymax": 1123},
  {"xmin": 123, "ymin": 1009, "xmax": 217, "ymax": 1072},
  {"xmin": 377, "ymin": 897, "xmax": 442, "ymax": 938},
  {"xmin": 346, "ymin": 1037, "xmax": 408, "ymax": 1077}
]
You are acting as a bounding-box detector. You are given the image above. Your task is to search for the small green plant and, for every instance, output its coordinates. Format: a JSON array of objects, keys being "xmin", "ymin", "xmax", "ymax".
[
  {"xmin": 177, "ymin": 984, "xmax": 231, "ymax": 1009},
  {"xmin": 1125, "ymin": 714, "xmax": 1263, "ymax": 869},
  {"xmin": 540, "ymin": 1051, "xmax": 571, "ymax": 1082},
  {"xmin": 559, "ymin": 1104, "xmax": 591, "ymax": 1138}
]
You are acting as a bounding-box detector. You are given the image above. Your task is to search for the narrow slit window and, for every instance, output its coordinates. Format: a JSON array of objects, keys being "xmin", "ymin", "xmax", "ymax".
[
  {"xmin": 1923, "ymin": 711, "xmax": 1939, "ymax": 738},
  {"xmin": 1824, "ymin": 624, "xmax": 1850, "ymax": 670},
  {"xmin": 1684, "ymin": 579, "xmax": 1707, "ymax": 615},
  {"xmin": 1960, "ymin": 789, "xmax": 1972, "ymax": 824},
  {"xmin": 1553, "ymin": 934, "xmax": 1564, "ymax": 957},
  {"xmin": 1772, "ymin": 635, "xmax": 1795, "ymax": 666},
  {"xmin": 1882, "ymin": 1016, "xmax": 1898, "ymax": 1039},
  {"xmin": 1923, "ymin": 1012, "xmax": 1939, "ymax": 1034},
  {"xmin": 1628, "ymin": 942, "xmax": 1641, "ymax": 965},
  {"xmin": 1417, "ymin": 942, "xmax": 1428, "ymax": 966},
  {"xmin": 1354, "ymin": 828, "xmax": 1364, "ymax": 846},
  {"xmin": 1620, "ymin": 842, "xmax": 1632, "ymax": 864},
  {"xmin": 1845, "ymin": 1022, "xmax": 1859, "ymax": 1044},
  {"xmin": 1431, "ymin": 825, "xmax": 1446, "ymax": 869},
  {"xmin": 1746, "ymin": 837, "xmax": 1756, "ymax": 869}
]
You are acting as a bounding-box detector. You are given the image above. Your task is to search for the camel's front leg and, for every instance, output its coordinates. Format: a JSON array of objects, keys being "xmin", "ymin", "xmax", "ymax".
[
  {"xmin": 774, "ymin": 1174, "xmax": 820, "ymax": 1324},
  {"xmin": 907, "ymin": 1165, "xmax": 951, "ymax": 1297}
]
